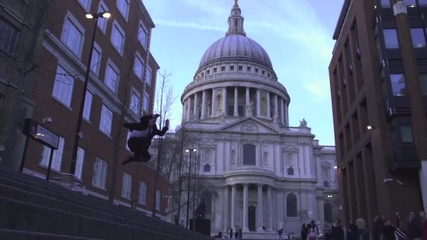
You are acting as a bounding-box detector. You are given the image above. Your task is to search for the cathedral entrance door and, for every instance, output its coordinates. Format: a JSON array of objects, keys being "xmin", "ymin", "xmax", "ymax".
[{"xmin": 248, "ymin": 205, "xmax": 256, "ymax": 231}]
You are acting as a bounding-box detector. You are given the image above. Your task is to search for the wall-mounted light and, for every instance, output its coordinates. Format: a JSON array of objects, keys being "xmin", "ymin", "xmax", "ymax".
[
  {"xmin": 383, "ymin": 178, "xmax": 393, "ymax": 183},
  {"xmin": 367, "ymin": 125, "xmax": 374, "ymax": 130},
  {"xmin": 334, "ymin": 166, "xmax": 337, "ymax": 169}
]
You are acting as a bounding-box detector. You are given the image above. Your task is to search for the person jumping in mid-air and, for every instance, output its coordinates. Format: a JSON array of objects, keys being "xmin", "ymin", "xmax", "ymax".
[{"xmin": 122, "ymin": 113, "xmax": 169, "ymax": 165}]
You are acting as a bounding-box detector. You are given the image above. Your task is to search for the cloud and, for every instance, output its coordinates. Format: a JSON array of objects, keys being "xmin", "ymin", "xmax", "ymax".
[{"xmin": 305, "ymin": 80, "xmax": 331, "ymax": 102}]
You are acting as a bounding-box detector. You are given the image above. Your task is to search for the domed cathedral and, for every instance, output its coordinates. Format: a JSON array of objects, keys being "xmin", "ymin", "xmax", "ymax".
[{"xmin": 180, "ymin": 1, "xmax": 339, "ymax": 236}]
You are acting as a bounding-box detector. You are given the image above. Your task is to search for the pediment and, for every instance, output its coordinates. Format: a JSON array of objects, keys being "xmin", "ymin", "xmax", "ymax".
[{"xmin": 218, "ymin": 117, "xmax": 280, "ymax": 134}]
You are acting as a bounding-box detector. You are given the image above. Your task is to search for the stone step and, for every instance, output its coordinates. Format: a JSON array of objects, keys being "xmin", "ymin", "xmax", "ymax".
[
  {"xmin": 0, "ymin": 166, "xmax": 214, "ymax": 240},
  {"xmin": 0, "ymin": 229, "xmax": 105, "ymax": 240}
]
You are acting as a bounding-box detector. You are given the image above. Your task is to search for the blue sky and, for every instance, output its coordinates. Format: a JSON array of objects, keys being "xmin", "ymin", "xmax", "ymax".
[{"xmin": 143, "ymin": 0, "xmax": 344, "ymax": 146}]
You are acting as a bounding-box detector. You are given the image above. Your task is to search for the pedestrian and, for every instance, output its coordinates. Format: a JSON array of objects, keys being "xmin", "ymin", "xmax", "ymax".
[
  {"xmin": 355, "ymin": 215, "xmax": 367, "ymax": 240},
  {"xmin": 122, "ymin": 114, "xmax": 169, "ymax": 165},
  {"xmin": 301, "ymin": 224, "xmax": 308, "ymax": 240},
  {"xmin": 420, "ymin": 211, "xmax": 427, "ymax": 240},
  {"xmin": 374, "ymin": 215, "xmax": 384, "ymax": 240},
  {"xmin": 406, "ymin": 212, "xmax": 422, "ymax": 240},
  {"xmin": 347, "ymin": 220, "xmax": 359, "ymax": 240},
  {"xmin": 278, "ymin": 228, "xmax": 283, "ymax": 239},
  {"xmin": 234, "ymin": 225, "xmax": 239, "ymax": 239},
  {"xmin": 229, "ymin": 226, "xmax": 233, "ymax": 239},
  {"xmin": 382, "ymin": 220, "xmax": 396, "ymax": 240},
  {"xmin": 330, "ymin": 218, "xmax": 344, "ymax": 240}
]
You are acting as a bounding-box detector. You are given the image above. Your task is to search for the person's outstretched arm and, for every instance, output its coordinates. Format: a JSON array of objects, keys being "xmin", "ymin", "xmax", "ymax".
[{"xmin": 153, "ymin": 119, "xmax": 169, "ymax": 136}]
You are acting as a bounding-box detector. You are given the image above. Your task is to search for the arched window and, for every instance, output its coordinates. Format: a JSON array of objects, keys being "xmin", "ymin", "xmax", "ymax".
[
  {"xmin": 323, "ymin": 180, "xmax": 330, "ymax": 188},
  {"xmin": 287, "ymin": 167, "xmax": 294, "ymax": 175},
  {"xmin": 243, "ymin": 144, "xmax": 256, "ymax": 165},
  {"xmin": 286, "ymin": 193, "xmax": 297, "ymax": 217},
  {"xmin": 204, "ymin": 164, "xmax": 211, "ymax": 172},
  {"xmin": 324, "ymin": 202, "xmax": 333, "ymax": 223}
]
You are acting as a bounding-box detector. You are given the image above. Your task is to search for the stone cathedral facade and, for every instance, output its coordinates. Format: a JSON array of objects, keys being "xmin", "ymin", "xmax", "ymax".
[{"xmin": 178, "ymin": 1, "xmax": 339, "ymax": 235}]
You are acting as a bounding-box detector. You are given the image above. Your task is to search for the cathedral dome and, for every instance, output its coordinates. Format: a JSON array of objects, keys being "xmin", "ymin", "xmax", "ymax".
[{"xmin": 198, "ymin": 34, "xmax": 273, "ymax": 70}]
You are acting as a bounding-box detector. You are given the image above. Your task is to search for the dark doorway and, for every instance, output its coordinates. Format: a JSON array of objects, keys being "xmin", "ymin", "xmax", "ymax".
[
  {"xmin": 248, "ymin": 205, "xmax": 256, "ymax": 231},
  {"xmin": 324, "ymin": 202, "xmax": 333, "ymax": 223}
]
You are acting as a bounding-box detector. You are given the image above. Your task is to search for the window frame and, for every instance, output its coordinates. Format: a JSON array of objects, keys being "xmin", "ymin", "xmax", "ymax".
[
  {"xmin": 116, "ymin": 0, "xmax": 130, "ymax": 21},
  {"xmin": 82, "ymin": 90, "xmax": 93, "ymax": 121},
  {"xmin": 121, "ymin": 172, "xmax": 132, "ymax": 199},
  {"xmin": 97, "ymin": 1, "xmax": 109, "ymax": 34},
  {"xmin": 129, "ymin": 89, "xmax": 141, "ymax": 116},
  {"xmin": 111, "ymin": 20, "xmax": 125, "ymax": 56},
  {"xmin": 52, "ymin": 65, "xmax": 75, "ymax": 107},
  {"xmin": 90, "ymin": 42, "xmax": 102, "ymax": 76},
  {"xmin": 138, "ymin": 21, "xmax": 148, "ymax": 49},
  {"xmin": 99, "ymin": 104, "xmax": 113, "ymax": 137},
  {"xmin": 0, "ymin": 17, "xmax": 19, "ymax": 55},
  {"xmin": 75, "ymin": 147, "xmax": 85, "ymax": 180},
  {"xmin": 104, "ymin": 59, "xmax": 120, "ymax": 94},
  {"xmin": 76, "ymin": 0, "xmax": 92, "ymax": 12},
  {"xmin": 92, "ymin": 158, "xmax": 108, "ymax": 190},
  {"xmin": 138, "ymin": 181, "xmax": 147, "ymax": 205},
  {"xmin": 61, "ymin": 11, "xmax": 85, "ymax": 59},
  {"xmin": 40, "ymin": 137, "xmax": 65, "ymax": 171}
]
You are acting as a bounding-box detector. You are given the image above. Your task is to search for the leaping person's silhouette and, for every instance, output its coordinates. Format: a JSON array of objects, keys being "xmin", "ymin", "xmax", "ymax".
[{"xmin": 122, "ymin": 114, "xmax": 169, "ymax": 165}]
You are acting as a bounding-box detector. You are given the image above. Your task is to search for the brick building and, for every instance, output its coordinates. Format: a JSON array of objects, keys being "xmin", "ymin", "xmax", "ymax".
[
  {"xmin": 329, "ymin": 0, "xmax": 427, "ymax": 230},
  {"xmin": 0, "ymin": 0, "xmax": 170, "ymax": 219}
]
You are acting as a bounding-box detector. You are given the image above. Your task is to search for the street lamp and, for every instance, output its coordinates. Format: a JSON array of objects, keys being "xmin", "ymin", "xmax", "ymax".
[
  {"xmin": 185, "ymin": 148, "xmax": 197, "ymax": 229},
  {"xmin": 69, "ymin": 11, "xmax": 110, "ymax": 174}
]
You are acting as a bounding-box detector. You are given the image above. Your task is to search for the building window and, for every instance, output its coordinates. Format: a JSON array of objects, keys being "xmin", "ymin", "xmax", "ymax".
[
  {"xmin": 40, "ymin": 137, "xmax": 65, "ymax": 171},
  {"xmin": 410, "ymin": 28, "xmax": 426, "ymax": 48},
  {"xmin": 390, "ymin": 74, "xmax": 407, "ymax": 96},
  {"xmin": 129, "ymin": 90, "xmax": 141, "ymax": 116},
  {"xmin": 287, "ymin": 167, "xmax": 294, "ymax": 176},
  {"xmin": 420, "ymin": 74, "xmax": 427, "ymax": 95},
  {"xmin": 97, "ymin": 1, "xmax": 108, "ymax": 34},
  {"xmin": 323, "ymin": 180, "xmax": 330, "ymax": 188},
  {"xmin": 0, "ymin": 18, "xmax": 18, "ymax": 55},
  {"xmin": 52, "ymin": 65, "xmax": 74, "ymax": 107},
  {"xmin": 111, "ymin": 21, "xmax": 125, "ymax": 55},
  {"xmin": 77, "ymin": 0, "xmax": 92, "ymax": 12},
  {"xmin": 286, "ymin": 193, "xmax": 297, "ymax": 217},
  {"xmin": 92, "ymin": 158, "xmax": 108, "ymax": 189},
  {"xmin": 156, "ymin": 190, "xmax": 161, "ymax": 210},
  {"xmin": 221, "ymin": 66, "xmax": 225, "ymax": 71},
  {"xmin": 143, "ymin": 92, "xmax": 149, "ymax": 113},
  {"xmin": 138, "ymin": 22, "xmax": 148, "ymax": 49},
  {"xmin": 83, "ymin": 91, "xmax": 93, "ymax": 121},
  {"xmin": 383, "ymin": 29, "xmax": 399, "ymax": 49},
  {"xmin": 99, "ymin": 105, "xmax": 113, "ymax": 136},
  {"xmin": 105, "ymin": 61, "xmax": 119, "ymax": 94},
  {"xmin": 121, "ymin": 172, "xmax": 132, "ymax": 199},
  {"xmin": 75, "ymin": 147, "xmax": 85, "ymax": 180},
  {"xmin": 243, "ymin": 144, "xmax": 256, "ymax": 165},
  {"xmin": 116, "ymin": 0, "xmax": 130, "ymax": 21},
  {"xmin": 247, "ymin": 66, "xmax": 251, "ymax": 72},
  {"xmin": 145, "ymin": 66, "xmax": 152, "ymax": 86},
  {"xmin": 134, "ymin": 53, "xmax": 144, "ymax": 80},
  {"xmin": 61, "ymin": 13, "xmax": 84, "ymax": 58},
  {"xmin": 400, "ymin": 125, "xmax": 413, "ymax": 143},
  {"xmin": 230, "ymin": 66, "xmax": 234, "ymax": 71},
  {"xmin": 138, "ymin": 181, "xmax": 147, "ymax": 205},
  {"xmin": 238, "ymin": 66, "xmax": 243, "ymax": 71},
  {"xmin": 90, "ymin": 43, "xmax": 102, "ymax": 76},
  {"xmin": 204, "ymin": 164, "xmax": 211, "ymax": 172}
]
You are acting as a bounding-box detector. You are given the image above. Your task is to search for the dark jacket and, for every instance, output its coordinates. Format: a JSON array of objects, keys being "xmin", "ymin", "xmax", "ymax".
[
  {"xmin": 347, "ymin": 223, "xmax": 359, "ymax": 240},
  {"xmin": 330, "ymin": 225, "xmax": 344, "ymax": 240}
]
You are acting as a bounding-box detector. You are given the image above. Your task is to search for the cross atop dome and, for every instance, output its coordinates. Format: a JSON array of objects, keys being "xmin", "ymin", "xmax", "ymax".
[{"xmin": 227, "ymin": 0, "xmax": 246, "ymax": 36}]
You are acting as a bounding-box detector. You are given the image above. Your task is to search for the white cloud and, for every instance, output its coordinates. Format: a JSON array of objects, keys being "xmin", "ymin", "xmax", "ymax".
[{"xmin": 305, "ymin": 80, "xmax": 331, "ymax": 102}]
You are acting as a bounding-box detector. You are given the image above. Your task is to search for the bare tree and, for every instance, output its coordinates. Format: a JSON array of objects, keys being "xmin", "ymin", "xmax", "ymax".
[{"xmin": 0, "ymin": 0, "xmax": 52, "ymax": 168}]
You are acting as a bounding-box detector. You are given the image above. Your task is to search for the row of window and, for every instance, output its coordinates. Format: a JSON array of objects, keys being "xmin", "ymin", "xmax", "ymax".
[
  {"xmin": 381, "ymin": 0, "xmax": 427, "ymax": 7},
  {"xmin": 52, "ymin": 64, "xmax": 149, "ymax": 131},
  {"xmin": 383, "ymin": 28, "xmax": 427, "ymax": 49},
  {"xmin": 40, "ymin": 143, "xmax": 160, "ymax": 209},
  {"xmin": 0, "ymin": 18, "xmax": 18, "ymax": 55},
  {"xmin": 197, "ymin": 64, "xmax": 273, "ymax": 80}
]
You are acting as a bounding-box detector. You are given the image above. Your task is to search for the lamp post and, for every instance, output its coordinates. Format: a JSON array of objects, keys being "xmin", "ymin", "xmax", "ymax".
[
  {"xmin": 69, "ymin": 11, "xmax": 110, "ymax": 174},
  {"xmin": 185, "ymin": 148, "xmax": 196, "ymax": 229}
]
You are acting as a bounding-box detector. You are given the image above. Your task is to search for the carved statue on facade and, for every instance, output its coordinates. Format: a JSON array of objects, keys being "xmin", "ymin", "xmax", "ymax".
[
  {"xmin": 245, "ymin": 101, "xmax": 253, "ymax": 117},
  {"xmin": 299, "ymin": 118, "xmax": 307, "ymax": 127},
  {"xmin": 194, "ymin": 199, "xmax": 206, "ymax": 219}
]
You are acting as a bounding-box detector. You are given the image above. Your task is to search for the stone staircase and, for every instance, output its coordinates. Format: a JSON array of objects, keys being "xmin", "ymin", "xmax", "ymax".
[{"xmin": 0, "ymin": 165, "xmax": 213, "ymax": 240}]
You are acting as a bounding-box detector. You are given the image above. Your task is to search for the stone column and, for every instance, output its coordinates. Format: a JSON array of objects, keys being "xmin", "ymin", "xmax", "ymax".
[
  {"xmin": 284, "ymin": 102, "xmax": 289, "ymax": 126},
  {"xmin": 257, "ymin": 184, "xmax": 264, "ymax": 232},
  {"xmin": 201, "ymin": 90, "xmax": 207, "ymax": 119},
  {"xmin": 224, "ymin": 185, "xmax": 230, "ymax": 230},
  {"xmin": 186, "ymin": 98, "xmax": 192, "ymax": 121},
  {"xmin": 267, "ymin": 186, "xmax": 273, "ymax": 231},
  {"xmin": 267, "ymin": 92, "xmax": 271, "ymax": 118},
  {"xmin": 222, "ymin": 87, "xmax": 227, "ymax": 116},
  {"xmin": 274, "ymin": 94, "xmax": 279, "ymax": 121},
  {"xmin": 276, "ymin": 189, "xmax": 284, "ymax": 229},
  {"xmin": 231, "ymin": 184, "xmax": 236, "ymax": 228},
  {"xmin": 281, "ymin": 98, "xmax": 285, "ymax": 125},
  {"xmin": 256, "ymin": 89, "xmax": 261, "ymax": 117},
  {"xmin": 243, "ymin": 184, "xmax": 249, "ymax": 232},
  {"xmin": 234, "ymin": 87, "xmax": 239, "ymax": 116},
  {"xmin": 246, "ymin": 87, "xmax": 250, "ymax": 105},
  {"xmin": 211, "ymin": 89, "xmax": 216, "ymax": 117},
  {"xmin": 193, "ymin": 92, "xmax": 199, "ymax": 120}
]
